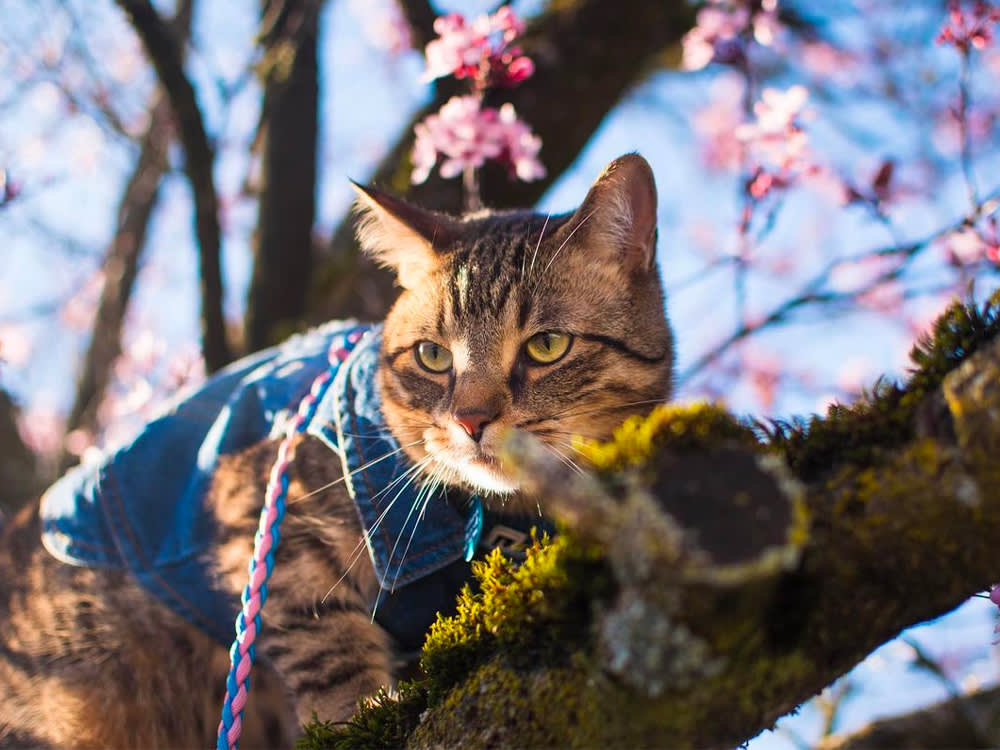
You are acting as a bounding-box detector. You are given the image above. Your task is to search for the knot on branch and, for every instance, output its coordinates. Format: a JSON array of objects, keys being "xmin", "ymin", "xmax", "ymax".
[{"xmin": 502, "ymin": 404, "xmax": 808, "ymax": 695}]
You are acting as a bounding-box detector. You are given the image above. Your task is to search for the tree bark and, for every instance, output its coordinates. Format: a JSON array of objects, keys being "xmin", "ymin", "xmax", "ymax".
[
  {"xmin": 818, "ymin": 686, "xmax": 1000, "ymax": 749},
  {"xmin": 116, "ymin": 0, "xmax": 232, "ymax": 371},
  {"xmin": 0, "ymin": 390, "xmax": 42, "ymax": 515},
  {"xmin": 311, "ymin": 0, "xmax": 696, "ymax": 322},
  {"xmin": 244, "ymin": 0, "xmax": 321, "ymax": 351},
  {"xmin": 304, "ymin": 295, "xmax": 1000, "ymax": 749}
]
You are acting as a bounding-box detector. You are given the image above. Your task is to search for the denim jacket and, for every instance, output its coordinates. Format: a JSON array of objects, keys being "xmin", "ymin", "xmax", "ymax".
[{"xmin": 38, "ymin": 323, "xmax": 516, "ymax": 651}]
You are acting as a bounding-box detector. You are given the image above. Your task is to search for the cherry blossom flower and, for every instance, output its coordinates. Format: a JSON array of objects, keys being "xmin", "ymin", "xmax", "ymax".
[
  {"xmin": 733, "ymin": 85, "xmax": 815, "ymax": 200},
  {"xmin": 18, "ymin": 404, "xmax": 64, "ymax": 456},
  {"xmin": 497, "ymin": 103, "xmax": 545, "ymax": 181},
  {"xmin": 682, "ymin": 0, "xmax": 783, "ymax": 71},
  {"xmin": 692, "ymin": 74, "xmax": 746, "ymax": 170},
  {"xmin": 0, "ymin": 324, "xmax": 33, "ymax": 369},
  {"xmin": 423, "ymin": 8, "xmax": 533, "ymax": 87},
  {"xmin": 413, "ymin": 8, "xmax": 542, "ymax": 189},
  {"xmin": 942, "ymin": 219, "xmax": 1000, "ymax": 265},
  {"xmin": 936, "ymin": 1, "xmax": 1000, "ymax": 53},
  {"xmin": 410, "ymin": 95, "xmax": 544, "ymax": 184}
]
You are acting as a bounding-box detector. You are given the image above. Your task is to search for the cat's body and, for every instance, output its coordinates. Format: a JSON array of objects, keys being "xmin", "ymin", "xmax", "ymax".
[{"xmin": 0, "ymin": 154, "xmax": 673, "ymax": 748}]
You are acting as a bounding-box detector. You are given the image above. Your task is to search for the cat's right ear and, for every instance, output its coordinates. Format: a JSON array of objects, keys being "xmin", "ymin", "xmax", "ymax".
[{"xmin": 352, "ymin": 183, "xmax": 459, "ymax": 289}]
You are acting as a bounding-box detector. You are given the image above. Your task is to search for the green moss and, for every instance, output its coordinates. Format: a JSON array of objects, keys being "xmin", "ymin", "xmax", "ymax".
[
  {"xmin": 421, "ymin": 532, "xmax": 611, "ymax": 700},
  {"xmin": 296, "ymin": 683, "xmax": 428, "ymax": 750},
  {"xmin": 301, "ymin": 534, "xmax": 612, "ymax": 747},
  {"xmin": 575, "ymin": 402, "xmax": 757, "ymax": 474},
  {"xmin": 768, "ymin": 293, "xmax": 1000, "ymax": 479}
]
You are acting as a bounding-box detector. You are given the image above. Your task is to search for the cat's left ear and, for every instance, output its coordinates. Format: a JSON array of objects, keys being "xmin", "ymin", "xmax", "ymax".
[
  {"xmin": 352, "ymin": 183, "xmax": 460, "ymax": 288},
  {"xmin": 558, "ymin": 153, "xmax": 659, "ymax": 273}
]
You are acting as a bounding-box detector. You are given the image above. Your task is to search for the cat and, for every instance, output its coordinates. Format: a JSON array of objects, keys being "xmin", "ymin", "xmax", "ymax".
[{"xmin": 0, "ymin": 153, "xmax": 673, "ymax": 749}]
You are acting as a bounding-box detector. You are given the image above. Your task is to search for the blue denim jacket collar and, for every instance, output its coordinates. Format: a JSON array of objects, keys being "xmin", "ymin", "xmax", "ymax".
[
  {"xmin": 38, "ymin": 322, "xmax": 480, "ymax": 645},
  {"xmin": 308, "ymin": 327, "xmax": 480, "ymax": 590}
]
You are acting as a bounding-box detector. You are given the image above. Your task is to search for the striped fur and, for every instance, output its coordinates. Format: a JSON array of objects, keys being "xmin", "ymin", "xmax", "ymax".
[{"xmin": 0, "ymin": 154, "xmax": 672, "ymax": 747}]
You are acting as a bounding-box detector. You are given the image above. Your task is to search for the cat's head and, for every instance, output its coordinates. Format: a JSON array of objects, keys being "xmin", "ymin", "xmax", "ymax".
[{"xmin": 353, "ymin": 154, "xmax": 673, "ymax": 501}]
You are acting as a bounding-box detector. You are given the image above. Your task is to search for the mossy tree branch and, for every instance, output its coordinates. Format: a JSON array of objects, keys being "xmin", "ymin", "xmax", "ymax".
[{"xmin": 305, "ymin": 293, "xmax": 1000, "ymax": 748}]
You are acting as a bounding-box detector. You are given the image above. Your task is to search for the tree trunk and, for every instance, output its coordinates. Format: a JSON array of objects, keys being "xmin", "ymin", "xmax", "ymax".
[{"xmin": 244, "ymin": 0, "xmax": 321, "ymax": 351}]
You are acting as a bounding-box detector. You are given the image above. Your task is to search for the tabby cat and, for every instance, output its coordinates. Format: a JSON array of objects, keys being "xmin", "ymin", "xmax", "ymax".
[{"xmin": 0, "ymin": 153, "xmax": 673, "ymax": 748}]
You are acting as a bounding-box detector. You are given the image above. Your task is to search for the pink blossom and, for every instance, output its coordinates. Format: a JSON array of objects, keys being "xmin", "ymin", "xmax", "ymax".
[
  {"xmin": 836, "ymin": 357, "xmax": 872, "ymax": 393},
  {"xmin": 497, "ymin": 103, "xmax": 545, "ymax": 181},
  {"xmin": 422, "ymin": 8, "xmax": 533, "ymax": 87},
  {"xmin": 355, "ymin": 0, "xmax": 412, "ymax": 56},
  {"xmin": 166, "ymin": 347, "xmax": 206, "ymax": 390},
  {"xmin": 411, "ymin": 96, "xmax": 543, "ymax": 184},
  {"xmin": 18, "ymin": 405, "xmax": 64, "ymax": 456},
  {"xmin": 682, "ymin": 0, "xmax": 784, "ymax": 70},
  {"xmin": 423, "ymin": 14, "xmax": 487, "ymax": 81},
  {"xmin": 0, "ymin": 324, "xmax": 33, "ymax": 369},
  {"xmin": 412, "ymin": 96, "xmax": 504, "ymax": 182},
  {"xmin": 692, "ymin": 75, "xmax": 746, "ymax": 171},
  {"xmin": 736, "ymin": 86, "xmax": 813, "ymax": 171},
  {"xmin": 64, "ymin": 427, "xmax": 96, "ymax": 458},
  {"xmin": 942, "ymin": 220, "xmax": 1000, "ymax": 265},
  {"xmin": 740, "ymin": 345, "xmax": 782, "ymax": 411},
  {"xmin": 936, "ymin": 1, "xmax": 1000, "ymax": 52},
  {"xmin": 682, "ymin": 5, "xmax": 750, "ymax": 70}
]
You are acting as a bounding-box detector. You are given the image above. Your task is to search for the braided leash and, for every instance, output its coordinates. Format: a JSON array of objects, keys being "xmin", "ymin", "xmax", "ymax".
[{"xmin": 217, "ymin": 328, "xmax": 363, "ymax": 750}]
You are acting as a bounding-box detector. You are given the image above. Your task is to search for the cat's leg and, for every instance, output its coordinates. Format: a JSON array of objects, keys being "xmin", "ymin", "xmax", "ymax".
[
  {"xmin": 259, "ymin": 601, "xmax": 393, "ymax": 724},
  {"xmin": 212, "ymin": 436, "xmax": 395, "ymax": 726}
]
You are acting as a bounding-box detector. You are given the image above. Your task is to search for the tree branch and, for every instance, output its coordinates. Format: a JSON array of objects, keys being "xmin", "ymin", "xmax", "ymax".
[
  {"xmin": 116, "ymin": 0, "xmax": 232, "ymax": 371},
  {"xmin": 244, "ymin": 0, "xmax": 321, "ymax": 351},
  {"xmin": 59, "ymin": 0, "xmax": 195, "ymax": 472},
  {"xmin": 304, "ymin": 293, "xmax": 1000, "ymax": 748},
  {"xmin": 818, "ymin": 686, "xmax": 1000, "ymax": 749},
  {"xmin": 312, "ymin": 0, "xmax": 697, "ymax": 322}
]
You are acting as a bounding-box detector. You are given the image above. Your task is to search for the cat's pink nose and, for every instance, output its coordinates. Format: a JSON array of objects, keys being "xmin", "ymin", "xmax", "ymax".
[{"xmin": 454, "ymin": 410, "xmax": 493, "ymax": 442}]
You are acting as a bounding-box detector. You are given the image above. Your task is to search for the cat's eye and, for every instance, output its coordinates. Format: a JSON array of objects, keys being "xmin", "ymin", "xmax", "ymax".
[
  {"xmin": 415, "ymin": 341, "xmax": 453, "ymax": 373},
  {"xmin": 524, "ymin": 332, "xmax": 572, "ymax": 365}
]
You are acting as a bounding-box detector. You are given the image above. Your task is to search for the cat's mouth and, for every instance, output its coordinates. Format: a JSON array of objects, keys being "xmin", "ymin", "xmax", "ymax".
[{"xmin": 423, "ymin": 429, "xmax": 518, "ymax": 495}]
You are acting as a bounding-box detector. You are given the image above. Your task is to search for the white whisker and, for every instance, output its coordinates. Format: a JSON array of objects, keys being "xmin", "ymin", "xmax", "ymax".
[
  {"xmin": 286, "ymin": 439, "xmax": 424, "ymax": 506},
  {"xmin": 319, "ymin": 452, "xmax": 437, "ymax": 603},
  {"xmin": 537, "ymin": 209, "xmax": 595, "ymax": 284},
  {"xmin": 527, "ymin": 212, "xmax": 551, "ymax": 279}
]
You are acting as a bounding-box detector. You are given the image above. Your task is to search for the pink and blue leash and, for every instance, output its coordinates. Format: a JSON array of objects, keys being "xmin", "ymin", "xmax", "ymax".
[{"xmin": 217, "ymin": 329, "xmax": 362, "ymax": 750}]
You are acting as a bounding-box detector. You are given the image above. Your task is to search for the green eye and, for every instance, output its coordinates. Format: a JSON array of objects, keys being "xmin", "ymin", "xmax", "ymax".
[
  {"xmin": 415, "ymin": 341, "xmax": 453, "ymax": 373},
  {"xmin": 525, "ymin": 332, "xmax": 572, "ymax": 364}
]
